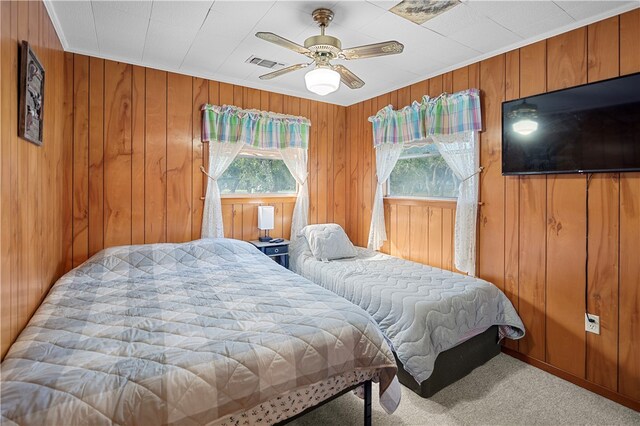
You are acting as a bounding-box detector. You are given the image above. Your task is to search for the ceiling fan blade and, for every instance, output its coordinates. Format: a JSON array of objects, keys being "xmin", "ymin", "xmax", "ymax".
[
  {"xmin": 259, "ymin": 63, "xmax": 310, "ymax": 80},
  {"xmin": 332, "ymin": 65, "xmax": 365, "ymax": 89},
  {"xmin": 255, "ymin": 32, "xmax": 312, "ymax": 56},
  {"xmin": 340, "ymin": 41, "xmax": 404, "ymax": 60}
]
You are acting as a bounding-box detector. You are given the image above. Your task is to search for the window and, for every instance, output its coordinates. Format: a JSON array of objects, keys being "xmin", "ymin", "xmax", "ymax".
[
  {"xmin": 388, "ymin": 144, "xmax": 459, "ymax": 198},
  {"xmin": 219, "ymin": 149, "xmax": 296, "ymax": 195}
]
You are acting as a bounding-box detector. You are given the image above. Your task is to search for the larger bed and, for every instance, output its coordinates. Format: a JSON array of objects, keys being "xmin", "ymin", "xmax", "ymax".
[
  {"xmin": 291, "ymin": 227, "xmax": 525, "ymax": 397},
  {"xmin": 1, "ymin": 238, "xmax": 400, "ymax": 425}
]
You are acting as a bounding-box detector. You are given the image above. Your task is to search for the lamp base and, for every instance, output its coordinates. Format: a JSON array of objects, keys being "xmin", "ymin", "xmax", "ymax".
[{"xmin": 259, "ymin": 234, "xmax": 272, "ymax": 242}]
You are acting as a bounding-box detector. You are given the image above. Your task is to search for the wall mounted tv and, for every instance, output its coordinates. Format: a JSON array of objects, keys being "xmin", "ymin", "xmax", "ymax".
[{"xmin": 502, "ymin": 72, "xmax": 640, "ymax": 175}]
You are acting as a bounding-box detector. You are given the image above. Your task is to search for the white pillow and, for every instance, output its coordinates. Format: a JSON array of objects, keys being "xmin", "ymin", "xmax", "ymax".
[{"xmin": 300, "ymin": 223, "xmax": 357, "ymax": 261}]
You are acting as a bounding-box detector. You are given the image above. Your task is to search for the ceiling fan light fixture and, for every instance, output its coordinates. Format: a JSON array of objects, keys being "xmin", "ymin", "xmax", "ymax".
[{"xmin": 304, "ymin": 67, "xmax": 340, "ymax": 96}]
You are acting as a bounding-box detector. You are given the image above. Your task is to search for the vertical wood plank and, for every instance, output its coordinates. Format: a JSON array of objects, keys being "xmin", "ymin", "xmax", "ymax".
[
  {"xmin": 166, "ymin": 73, "xmax": 192, "ymax": 243},
  {"xmin": 308, "ymin": 100, "xmax": 318, "ymax": 224},
  {"xmin": 503, "ymin": 49, "xmax": 520, "ymax": 350},
  {"xmin": 131, "ymin": 65, "xmax": 145, "ymax": 244},
  {"xmin": 587, "ymin": 16, "xmax": 619, "ymax": 82},
  {"xmin": 191, "ymin": 78, "xmax": 208, "ymax": 239},
  {"xmin": 317, "ymin": 102, "xmax": 328, "ymax": 224},
  {"xmin": 242, "ymin": 204, "xmax": 258, "ymax": 241},
  {"xmin": 72, "ymin": 55, "xmax": 89, "ymax": 266},
  {"xmin": 428, "ymin": 207, "xmax": 443, "ymax": 268},
  {"xmin": 620, "ymin": 9, "xmax": 640, "ymax": 76},
  {"xmin": 409, "ymin": 205, "xmax": 428, "ymax": 264},
  {"xmin": 619, "ymin": 173, "xmax": 640, "ymax": 400},
  {"xmin": 618, "ymin": 7, "xmax": 640, "ymax": 402},
  {"xmin": 222, "ymin": 204, "xmax": 233, "ymax": 238},
  {"xmin": 478, "ymin": 54, "xmax": 505, "ymax": 289},
  {"xmin": 88, "ymin": 57, "xmax": 104, "ymax": 257},
  {"xmin": 396, "ymin": 205, "xmax": 410, "ymax": 259},
  {"xmin": 546, "ymin": 176, "xmax": 586, "ymax": 377},
  {"xmin": 452, "ymin": 67, "xmax": 469, "ymax": 92},
  {"xmin": 144, "ymin": 69, "xmax": 167, "ymax": 243},
  {"xmin": 517, "ymin": 39, "xmax": 547, "ymax": 360},
  {"xmin": 409, "ymin": 80, "xmax": 427, "ymax": 103},
  {"xmin": 103, "ymin": 60, "xmax": 132, "ymax": 247},
  {"xmin": 232, "ymin": 205, "xmax": 243, "ymax": 240},
  {"xmin": 333, "ymin": 105, "xmax": 346, "ymax": 228},
  {"xmin": 282, "ymin": 202, "xmax": 294, "ymax": 240}
]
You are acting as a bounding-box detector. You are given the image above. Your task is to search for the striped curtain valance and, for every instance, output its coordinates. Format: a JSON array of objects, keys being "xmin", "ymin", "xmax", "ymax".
[
  {"xmin": 369, "ymin": 89, "xmax": 482, "ymax": 146},
  {"xmin": 202, "ymin": 104, "xmax": 311, "ymax": 149}
]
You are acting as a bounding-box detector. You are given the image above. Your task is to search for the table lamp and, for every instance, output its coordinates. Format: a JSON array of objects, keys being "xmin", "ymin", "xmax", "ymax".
[{"xmin": 258, "ymin": 206, "xmax": 275, "ymax": 242}]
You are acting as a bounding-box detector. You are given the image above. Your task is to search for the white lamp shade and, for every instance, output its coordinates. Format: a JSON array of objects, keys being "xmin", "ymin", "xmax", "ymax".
[
  {"xmin": 258, "ymin": 206, "xmax": 275, "ymax": 230},
  {"xmin": 512, "ymin": 119, "xmax": 538, "ymax": 136},
  {"xmin": 305, "ymin": 67, "xmax": 340, "ymax": 96}
]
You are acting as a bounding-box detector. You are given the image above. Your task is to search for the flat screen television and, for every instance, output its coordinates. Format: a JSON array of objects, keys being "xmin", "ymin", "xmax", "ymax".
[{"xmin": 502, "ymin": 72, "xmax": 640, "ymax": 175}]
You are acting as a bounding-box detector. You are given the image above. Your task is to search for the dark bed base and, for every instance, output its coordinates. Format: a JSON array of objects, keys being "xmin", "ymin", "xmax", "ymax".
[
  {"xmin": 276, "ymin": 379, "xmax": 372, "ymax": 426},
  {"xmin": 395, "ymin": 325, "xmax": 501, "ymax": 398}
]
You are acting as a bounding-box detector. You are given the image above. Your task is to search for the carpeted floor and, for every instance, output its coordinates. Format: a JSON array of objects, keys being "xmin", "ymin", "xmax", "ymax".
[{"xmin": 290, "ymin": 354, "xmax": 640, "ymax": 425}]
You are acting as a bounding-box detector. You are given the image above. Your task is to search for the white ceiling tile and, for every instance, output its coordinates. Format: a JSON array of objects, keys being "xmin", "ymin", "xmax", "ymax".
[
  {"xmin": 448, "ymin": 18, "xmax": 522, "ymax": 54},
  {"xmin": 209, "ymin": 0, "xmax": 275, "ymax": 20},
  {"xmin": 514, "ymin": 9, "xmax": 575, "ymax": 39},
  {"xmin": 150, "ymin": 1, "xmax": 214, "ymax": 27},
  {"xmin": 92, "ymin": 1, "xmax": 149, "ymax": 60},
  {"xmin": 422, "ymin": 3, "xmax": 484, "ymax": 37},
  {"xmin": 465, "ymin": 1, "xmax": 567, "ymax": 34},
  {"xmin": 555, "ymin": 1, "xmax": 633, "ymax": 20},
  {"xmin": 50, "ymin": 1, "xmax": 99, "ymax": 52},
  {"xmin": 329, "ymin": 1, "xmax": 388, "ymax": 31},
  {"xmin": 94, "ymin": 0, "xmax": 152, "ymax": 20},
  {"xmin": 143, "ymin": 20, "xmax": 200, "ymax": 70}
]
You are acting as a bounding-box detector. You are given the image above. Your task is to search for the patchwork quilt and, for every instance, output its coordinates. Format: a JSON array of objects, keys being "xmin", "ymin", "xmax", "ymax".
[
  {"xmin": 1, "ymin": 239, "xmax": 399, "ymax": 425},
  {"xmin": 292, "ymin": 245, "xmax": 525, "ymax": 384}
]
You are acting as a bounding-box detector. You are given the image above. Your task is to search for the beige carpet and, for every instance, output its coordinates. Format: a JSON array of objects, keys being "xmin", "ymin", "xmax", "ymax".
[{"xmin": 290, "ymin": 354, "xmax": 639, "ymax": 425}]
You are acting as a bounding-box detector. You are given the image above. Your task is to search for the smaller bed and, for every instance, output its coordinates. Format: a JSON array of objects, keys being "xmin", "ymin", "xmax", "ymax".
[{"xmin": 291, "ymin": 224, "xmax": 525, "ymax": 397}]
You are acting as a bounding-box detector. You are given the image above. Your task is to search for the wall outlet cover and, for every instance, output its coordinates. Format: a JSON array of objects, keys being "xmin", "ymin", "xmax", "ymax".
[{"xmin": 585, "ymin": 313, "xmax": 600, "ymax": 335}]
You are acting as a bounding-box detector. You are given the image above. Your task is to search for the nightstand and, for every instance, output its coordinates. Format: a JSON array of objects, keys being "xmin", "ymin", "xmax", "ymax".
[{"xmin": 250, "ymin": 239, "xmax": 290, "ymax": 269}]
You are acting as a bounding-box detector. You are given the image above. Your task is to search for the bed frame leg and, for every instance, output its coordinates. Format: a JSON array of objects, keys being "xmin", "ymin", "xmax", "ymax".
[{"xmin": 364, "ymin": 380, "xmax": 372, "ymax": 426}]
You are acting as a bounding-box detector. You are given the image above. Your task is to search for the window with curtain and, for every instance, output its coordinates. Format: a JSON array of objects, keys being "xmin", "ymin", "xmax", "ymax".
[
  {"xmin": 219, "ymin": 147, "xmax": 296, "ymax": 196},
  {"xmin": 387, "ymin": 144, "xmax": 460, "ymax": 198}
]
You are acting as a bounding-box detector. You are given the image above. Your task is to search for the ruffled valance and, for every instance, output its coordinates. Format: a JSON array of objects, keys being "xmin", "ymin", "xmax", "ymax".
[
  {"xmin": 202, "ymin": 104, "xmax": 311, "ymax": 149},
  {"xmin": 369, "ymin": 89, "xmax": 482, "ymax": 146}
]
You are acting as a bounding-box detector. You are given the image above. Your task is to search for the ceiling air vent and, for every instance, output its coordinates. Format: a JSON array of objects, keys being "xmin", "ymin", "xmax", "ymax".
[{"xmin": 245, "ymin": 55, "xmax": 285, "ymax": 69}]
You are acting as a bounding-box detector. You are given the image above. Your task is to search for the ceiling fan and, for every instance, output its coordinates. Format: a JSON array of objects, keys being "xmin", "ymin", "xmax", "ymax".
[{"xmin": 255, "ymin": 8, "xmax": 405, "ymax": 96}]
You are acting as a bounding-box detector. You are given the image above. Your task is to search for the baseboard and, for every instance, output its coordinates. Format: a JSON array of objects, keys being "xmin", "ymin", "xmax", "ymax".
[{"xmin": 501, "ymin": 347, "xmax": 640, "ymax": 412}]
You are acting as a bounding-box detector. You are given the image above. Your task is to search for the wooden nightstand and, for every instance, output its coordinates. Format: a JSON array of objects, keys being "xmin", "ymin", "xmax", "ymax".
[{"xmin": 250, "ymin": 239, "xmax": 290, "ymax": 269}]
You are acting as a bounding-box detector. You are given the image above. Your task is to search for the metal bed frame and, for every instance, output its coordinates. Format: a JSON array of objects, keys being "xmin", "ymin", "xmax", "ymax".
[{"xmin": 276, "ymin": 379, "xmax": 373, "ymax": 426}]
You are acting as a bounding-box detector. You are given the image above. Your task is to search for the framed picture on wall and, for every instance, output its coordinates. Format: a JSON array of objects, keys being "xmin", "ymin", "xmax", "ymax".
[{"xmin": 18, "ymin": 40, "xmax": 45, "ymax": 146}]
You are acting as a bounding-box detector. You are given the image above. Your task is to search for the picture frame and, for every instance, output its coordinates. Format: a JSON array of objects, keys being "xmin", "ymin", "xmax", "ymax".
[{"xmin": 18, "ymin": 40, "xmax": 45, "ymax": 146}]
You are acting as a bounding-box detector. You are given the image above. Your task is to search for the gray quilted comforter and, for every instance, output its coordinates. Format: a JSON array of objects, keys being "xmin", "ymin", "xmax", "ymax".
[
  {"xmin": 292, "ymin": 246, "xmax": 525, "ymax": 384},
  {"xmin": 1, "ymin": 239, "xmax": 399, "ymax": 425}
]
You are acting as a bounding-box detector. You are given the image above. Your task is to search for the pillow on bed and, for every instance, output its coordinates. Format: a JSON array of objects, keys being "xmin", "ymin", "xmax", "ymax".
[{"xmin": 300, "ymin": 223, "xmax": 358, "ymax": 261}]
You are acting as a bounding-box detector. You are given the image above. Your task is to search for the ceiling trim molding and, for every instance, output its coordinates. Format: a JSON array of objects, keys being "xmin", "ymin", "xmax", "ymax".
[
  {"xmin": 43, "ymin": 0, "xmax": 69, "ymax": 51},
  {"xmin": 47, "ymin": 2, "xmax": 639, "ymax": 107}
]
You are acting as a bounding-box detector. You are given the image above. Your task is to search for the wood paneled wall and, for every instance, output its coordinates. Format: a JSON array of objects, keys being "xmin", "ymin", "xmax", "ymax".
[
  {"xmin": 345, "ymin": 10, "xmax": 640, "ymax": 407},
  {"xmin": 69, "ymin": 57, "xmax": 347, "ymax": 266},
  {"xmin": 0, "ymin": 1, "xmax": 72, "ymax": 358}
]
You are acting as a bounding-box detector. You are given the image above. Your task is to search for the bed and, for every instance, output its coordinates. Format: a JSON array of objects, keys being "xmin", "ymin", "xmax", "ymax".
[
  {"xmin": 290, "ymin": 226, "xmax": 525, "ymax": 397},
  {"xmin": 0, "ymin": 238, "xmax": 400, "ymax": 425}
]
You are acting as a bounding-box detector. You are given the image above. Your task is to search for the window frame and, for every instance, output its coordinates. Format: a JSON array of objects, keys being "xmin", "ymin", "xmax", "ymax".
[
  {"xmin": 384, "ymin": 143, "xmax": 459, "ymax": 201},
  {"xmin": 219, "ymin": 148, "xmax": 298, "ymax": 198}
]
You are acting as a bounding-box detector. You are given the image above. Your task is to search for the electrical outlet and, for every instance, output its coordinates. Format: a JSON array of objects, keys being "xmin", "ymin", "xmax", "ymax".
[{"xmin": 585, "ymin": 313, "xmax": 600, "ymax": 335}]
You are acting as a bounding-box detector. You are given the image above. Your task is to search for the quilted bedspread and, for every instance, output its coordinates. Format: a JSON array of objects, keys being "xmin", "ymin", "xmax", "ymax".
[
  {"xmin": 291, "ymin": 246, "xmax": 525, "ymax": 384},
  {"xmin": 1, "ymin": 239, "xmax": 399, "ymax": 425}
]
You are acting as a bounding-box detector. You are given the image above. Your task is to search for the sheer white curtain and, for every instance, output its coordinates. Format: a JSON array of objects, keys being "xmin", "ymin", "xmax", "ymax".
[
  {"xmin": 201, "ymin": 141, "xmax": 244, "ymax": 238},
  {"xmin": 432, "ymin": 132, "xmax": 479, "ymax": 276},
  {"xmin": 280, "ymin": 147, "xmax": 308, "ymax": 242},
  {"xmin": 368, "ymin": 142, "xmax": 404, "ymax": 251}
]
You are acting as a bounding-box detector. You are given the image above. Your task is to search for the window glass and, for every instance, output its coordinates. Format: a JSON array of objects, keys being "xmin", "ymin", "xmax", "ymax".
[
  {"xmin": 219, "ymin": 150, "xmax": 296, "ymax": 195},
  {"xmin": 388, "ymin": 144, "xmax": 459, "ymax": 198}
]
